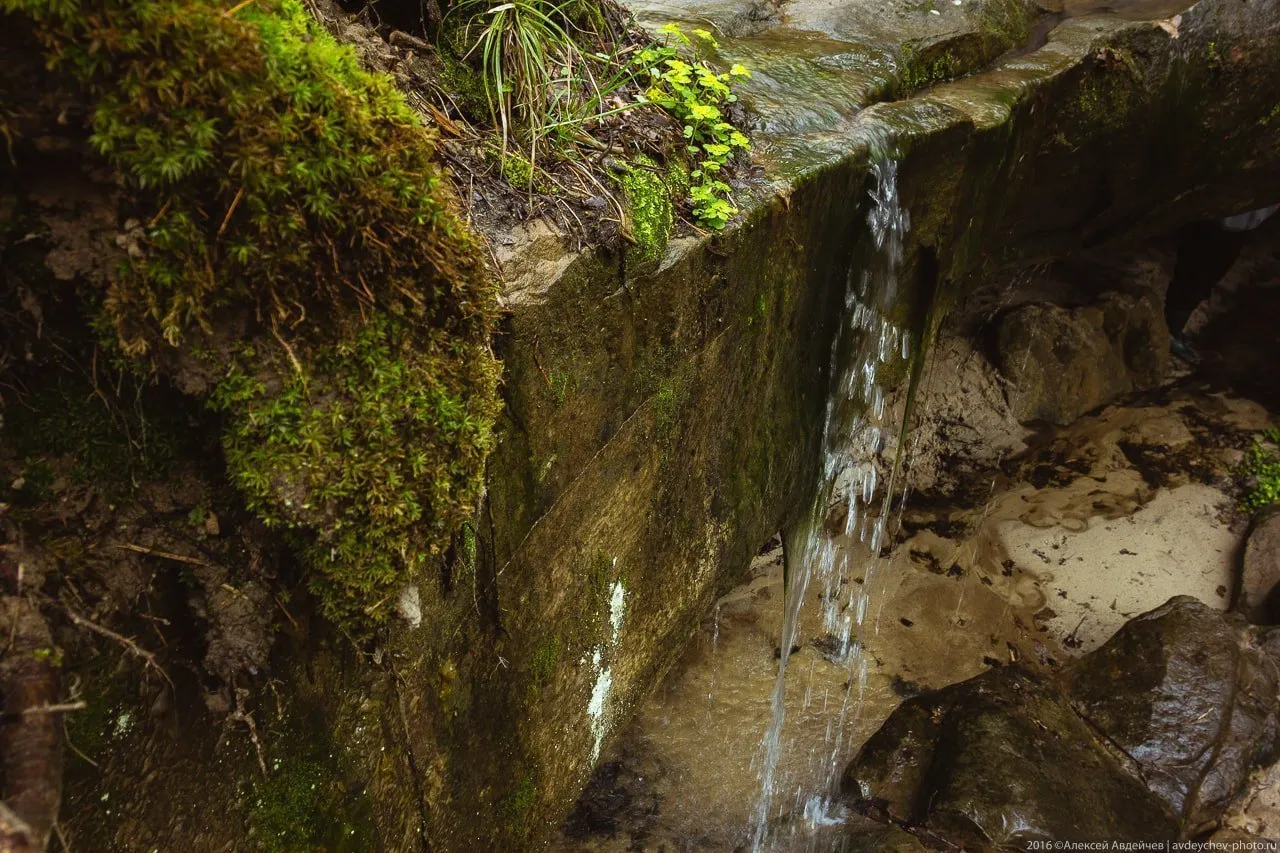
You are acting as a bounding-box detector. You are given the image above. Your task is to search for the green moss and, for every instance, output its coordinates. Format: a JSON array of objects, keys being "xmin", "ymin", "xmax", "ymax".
[
  {"xmin": 7, "ymin": 459, "xmax": 54, "ymax": 505},
  {"xmin": 976, "ymin": 0, "xmax": 1034, "ymax": 49},
  {"xmin": 652, "ymin": 372, "xmax": 691, "ymax": 440},
  {"xmin": 1076, "ymin": 72, "xmax": 1134, "ymax": 130},
  {"xmin": 749, "ymin": 292, "xmax": 768, "ymax": 327},
  {"xmin": 7, "ymin": 0, "xmax": 501, "ymax": 632},
  {"xmin": 31, "ymin": 646, "xmax": 63, "ymax": 666},
  {"xmin": 495, "ymin": 148, "xmax": 551, "ymax": 193},
  {"xmin": 563, "ymin": 549, "xmax": 615, "ymax": 642},
  {"xmin": 250, "ymin": 758, "xmax": 327, "ymax": 852},
  {"xmin": 439, "ymin": 53, "xmax": 491, "ymax": 123},
  {"xmin": 527, "ymin": 635, "xmax": 559, "ymax": 697},
  {"xmin": 460, "ymin": 521, "xmax": 478, "ymax": 575},
  {"xmin": 212, "ymin": 314, "xmax": 500, "ymax": 628},
  {"xmin": 501, "ymin": 772, "xmax": 538, "ymax": 832},
  {"xmin": 897, "ymin": 44, "xmax": 958, "ymax": 93},
  {"xmin": 10, "ymin": 0, "xmax": 489, "ymax": 355},
  {"xmin": 547, "ymin": 368, "xmax": 573, "ymax": 405},
  {"xmin": 246, "ymin": 710, "xmax": 376, "ymax": 853},
  {"xmin": 664, "ymin": 160, "xmax": 692, "ymax": 208},
  {"xmin": 1241, "ymin": 427, "xmax": 1280, "ymax": 513},
  {"xmin": 1, "ymin": 370, "xmax": 183, "ymax": 500},
  {"xmin": 63, "ymin": 657, "xmax": 131, "ymax": 761},
  {"xmin": 617, "ymin": 155, "xmax": 675, "ymax": 264},
  {"xmin": 588, "ymin": 549, "xmax": 613, "ymax": 601},
  {"xmin": 250, "ymin": 756, "xmax": 373, "ymax": 852}
]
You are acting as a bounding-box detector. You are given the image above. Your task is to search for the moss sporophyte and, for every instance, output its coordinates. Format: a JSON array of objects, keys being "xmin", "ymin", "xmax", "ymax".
[{"xmin": 8, "ymin": 0, "xmax": 502, "ymax": 629}]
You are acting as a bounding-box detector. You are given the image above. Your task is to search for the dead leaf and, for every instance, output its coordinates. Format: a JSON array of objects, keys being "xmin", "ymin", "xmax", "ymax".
[{"xmin": 1156, "ymin": 14, "xmax": 1181, "ymax": 39}]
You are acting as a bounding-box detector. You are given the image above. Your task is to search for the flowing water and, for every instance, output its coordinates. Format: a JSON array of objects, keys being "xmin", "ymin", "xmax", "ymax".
[{"xmin": 748, "ymin": 155, "xmax": 913, "ymax": 851}]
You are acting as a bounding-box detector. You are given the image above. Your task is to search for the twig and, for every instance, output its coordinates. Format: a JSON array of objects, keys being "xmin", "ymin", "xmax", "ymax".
[
  {"xmin": 113, "ymin": 542, "xmax": 207, "ymax": 567},
  {"xmin": 60, "ymin": 604, "xmax": 174, "ymax": 691},
  {"xmin": 269, "ymin": 320, "xmax": 304, "ymax": 378},
  {"xmin": 224, "ymin": 0, "xmax": 256, "ymax": 15},
  {"xmin": 530, "ymin": 336, "xmax": 554, "ymax": 390},
  {"xmin": 22, "ymin": 701, "xmax": 86, "ymax": 715},
  {"xmin": 7, "ymin": 562, "xmax": 23, "ymax": 654},
  {"xmin": 216, "ymin": 186, "xmax": 245, "ymax": 237},
  {"xmin": 53, "ymin": 820, "xmax": 72, "ymax": 852},
  {"xmin": 62, "ymin": 718, "xmax": 99, "ymax": 769},
  {"xmin": 147, "ymin": 198, "xmax": 172, "ymax": 228},
  {"xmin": 272, "ymin": 594, "xmax": 299, "ymax": 632},
  {"xmin": 388, "ymin": 30, "xmax": 433, "ymax": 52}
]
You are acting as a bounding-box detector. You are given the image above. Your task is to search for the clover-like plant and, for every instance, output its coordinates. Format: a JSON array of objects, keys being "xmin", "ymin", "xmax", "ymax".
[{"xmin": 634, "ymin": 24, "xmax": 750, "ymax": 229}]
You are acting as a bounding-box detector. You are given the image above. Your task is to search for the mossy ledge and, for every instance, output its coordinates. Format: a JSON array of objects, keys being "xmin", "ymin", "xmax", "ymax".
[{"xmin": 5, "ymin": 0, "xmax": 502, "ymax": 629}]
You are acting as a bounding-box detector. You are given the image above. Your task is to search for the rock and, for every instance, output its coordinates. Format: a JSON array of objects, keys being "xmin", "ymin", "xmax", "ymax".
[
  {"xmin": 1238, "ymin": 505, "xmax": 1280, "ymax": 624},
  {"xmin": 996, "ymin": 292, "xmax": 1170, "ymax": 425},
  {"xmin": 1063, "ymin": 596, "xmax": 1280, "ymax": 832},
  {"xmin": 842, "ymin": 823, "xmax": 928, "ymax": 852},
  {"xmin": 844, "ymin": 597, "xmax": 1280, "ymax": 849},
  {"xmin": 843, "ymin": 667, "xmax": 1178, "ymax": 850}
]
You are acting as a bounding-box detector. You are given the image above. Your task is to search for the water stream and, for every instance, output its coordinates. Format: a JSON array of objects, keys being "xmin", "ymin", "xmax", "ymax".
[{"xmin": 748, "ymin": 155, "xmax": 913, "ymax": 851}]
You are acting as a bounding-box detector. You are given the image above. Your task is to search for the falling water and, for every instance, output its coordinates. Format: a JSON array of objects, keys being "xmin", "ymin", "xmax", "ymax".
[{"xmin": 748, "ymin": 155, "xmax": 912, "ymax": 851}]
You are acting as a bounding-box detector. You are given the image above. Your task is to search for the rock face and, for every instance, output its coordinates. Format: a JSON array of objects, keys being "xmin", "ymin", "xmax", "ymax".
[
  {"xmin": 996, "ymin": 293, "xmax": 1170, "ymax": 425},
  {"xmin": 1239, "ymin": 506, "xmax": 1280, "ymax": 624},
  {"xmin": 843, "ymin": 597, "xmax": 1280, "ymax": 849}
]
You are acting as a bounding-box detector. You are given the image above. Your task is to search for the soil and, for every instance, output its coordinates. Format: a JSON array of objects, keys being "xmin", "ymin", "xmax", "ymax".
[{"xmin": 311, "ymin": 0, "xmax": 761, "ymax": 252}]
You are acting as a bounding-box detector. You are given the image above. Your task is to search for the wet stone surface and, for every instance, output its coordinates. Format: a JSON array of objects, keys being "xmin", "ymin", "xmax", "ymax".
[
  {"xmin": 844, "ymin": 666, "xmax": 1179, "ymax": 848},
  {"xmin": 843, "ymin": 597, "xmax": 1280, "ymax": 849},
  {"xmin": 1064, "ymin": 597, "xmax": 1280, "ymax": 833},
  {"xmin": 1239, "ymin": 506, "xmax": 1280, "ymax": 624}
]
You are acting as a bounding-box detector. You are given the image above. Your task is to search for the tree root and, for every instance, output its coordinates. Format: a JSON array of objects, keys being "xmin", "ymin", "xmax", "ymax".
[{"xmin": 0, "ymin": 597, "xmax": 62, "ymax": 853}]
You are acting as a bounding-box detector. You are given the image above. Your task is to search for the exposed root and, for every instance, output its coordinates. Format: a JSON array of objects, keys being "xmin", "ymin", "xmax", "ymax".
[
  {"xmin": 0, "ymin": 598, "xmax": 62, "ymax": 853},
  {"xmin": 224, "ymin": 686, "xmax": 267, "ymax": 777}
]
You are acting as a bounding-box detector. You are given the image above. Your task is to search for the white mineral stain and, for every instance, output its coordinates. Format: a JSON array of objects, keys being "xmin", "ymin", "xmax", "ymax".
[
  {"xmin": 586, "ymin": 649, "xmax": 613, "ymax": 763},
  {"xmin": 608, "ymin": 579, "xmax": 626, "ymax": 643},
  {"xmin": 586, "ymin": 576, "xmax": 627, "ymax": 763}
]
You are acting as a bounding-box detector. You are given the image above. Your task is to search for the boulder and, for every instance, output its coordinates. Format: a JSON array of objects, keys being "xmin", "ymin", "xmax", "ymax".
[
  {"xmin": 843, "ymin": 667, "xmax": 1177, "ymax": 849},
  {"xmin": 1238, "ymin": 505, "xmax": 1280, "ymax": 624},
  {"xmin": 996, "ymin": 293, "xmax": 1170, "ymax": 425},
  {"xmin": 1064, "ymin": 596, "xmax": 1280, "ymax": 832},
  {"xmin": 844, "ymin": 597, "xmax": 1280, "ymax": 849}
]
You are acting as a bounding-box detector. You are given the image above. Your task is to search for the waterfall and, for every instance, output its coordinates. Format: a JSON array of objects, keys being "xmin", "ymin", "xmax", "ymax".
[{"xmin": 748, "ymin": 155, "xmax": 912, "ymax": 851}]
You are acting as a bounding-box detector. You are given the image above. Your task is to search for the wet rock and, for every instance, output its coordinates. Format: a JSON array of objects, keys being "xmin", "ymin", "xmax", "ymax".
[
  {"xmin": 1063, "ymin": 596, "xmax": 1280, "ymax": 832},
  {"xmin": 842, "ymin": 824, "xmax": 927, "ymax": 853},
  {"xmin": 843, "ymin": 667, "xmax": 1176, "ymax": 850},
  {"xmin": 845, "ymin": 597, "xmax": 1280, "ymax": 849},
  {"xmin": 996, "ymin": 292, "xmax": 1170, "ymax": 425},
  {"xmin": 1238, "ymin": 505, "xmax": 1280, "ymax": 624}
]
